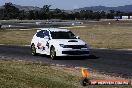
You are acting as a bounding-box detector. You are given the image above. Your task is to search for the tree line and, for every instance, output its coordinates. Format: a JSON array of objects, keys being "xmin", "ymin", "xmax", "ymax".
[{"xmin": 0, "ymin": 2, "xmax": 132, "ymax": 20}]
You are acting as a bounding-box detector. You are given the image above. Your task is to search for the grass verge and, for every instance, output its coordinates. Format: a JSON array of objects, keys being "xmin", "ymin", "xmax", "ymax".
[
  {"xmin": 0, "ymin": 30, "xmax": 36, "ymax": 45},
  {"xmin": 0, "ymin": 60, "xmax": 82, "ymax": 88},
  {"xmin": 0, "ymin": 59, "xmax": 131, "ymax": 88},
  {"xmin": 69, "ymin": 23, "xmax": 132, "ymax": 49}
]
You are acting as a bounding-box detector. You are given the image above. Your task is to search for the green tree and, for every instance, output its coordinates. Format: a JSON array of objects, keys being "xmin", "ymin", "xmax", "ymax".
[
  {"xmin": 0, "ymin": 9, "xmax": 5, "ymax": 20},
  {"xmin": 52, "ymin": 8, "xmax": 62, "ymax": 19},
  {"xmin": 34, "ymin": 11, "xmax": 40, "ymax": 19},
  {"xmin": 19, "ymin": 10, "xmax": 25, "ymax": 20},
  {"xmin": 42, "ymin": 5, "xmax": 51, "ymax": 13},
  {"xmin": 39, "ymin": 5, "xmax": 51, "ymax": 19},
  {"xmin": 100, "ymin": 11, "xmax": 106, "ymax": 19},
  {"xmin": 28, "ymin": 10, "xmax": 35, "ymax": 20},
  {"xmin": 4, "ymin": 2, "xmax": 19, "ymax": 19}
]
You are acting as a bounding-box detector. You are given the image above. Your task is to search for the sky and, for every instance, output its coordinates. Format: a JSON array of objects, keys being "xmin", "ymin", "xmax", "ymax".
[{"xmin": 0, "ymin": 0, "xmax": 132, "ymax": 10}]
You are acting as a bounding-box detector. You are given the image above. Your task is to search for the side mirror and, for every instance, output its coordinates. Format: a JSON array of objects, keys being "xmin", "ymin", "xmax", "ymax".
[
  {"xmin": 44, "ymin": 36, "xmax": 50, "ymax": 39},
  {"xmin": 76, "ymin": 36, "xmax": 80, "ymax": 39}
]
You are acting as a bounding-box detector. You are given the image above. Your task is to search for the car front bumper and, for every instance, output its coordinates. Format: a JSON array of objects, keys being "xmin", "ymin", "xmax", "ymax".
[{"xmin": 56, "ymin": 48, "xmax": 90, "ymax": 56}]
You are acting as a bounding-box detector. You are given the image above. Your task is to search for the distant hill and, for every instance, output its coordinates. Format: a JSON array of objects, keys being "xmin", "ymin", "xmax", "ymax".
[
  {"xmin": 13, "ymin": 4, "xmax": 41, "ymax": 11},
  {"xmin": 78, "ymin": 5, "xmax": 132, "ymax": 12}
]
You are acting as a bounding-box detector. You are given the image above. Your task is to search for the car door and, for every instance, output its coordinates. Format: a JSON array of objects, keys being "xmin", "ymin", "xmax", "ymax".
[{"xmin": 36, "ymin": 30, "xmax": 50, "ymax": 53}]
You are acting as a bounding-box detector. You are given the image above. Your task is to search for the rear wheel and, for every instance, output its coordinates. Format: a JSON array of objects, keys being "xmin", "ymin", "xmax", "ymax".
[
  {"xmin": 50, "ymin": 46, "xmax": 56, "ymax": 60},
  {"xmin": 31, "ymin": 44, "xmax": 38, "ymax": 56}
]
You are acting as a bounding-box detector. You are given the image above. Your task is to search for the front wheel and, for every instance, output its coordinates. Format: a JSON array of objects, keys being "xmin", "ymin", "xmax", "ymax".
[{"xmin": 50, "ymin": 47, "xmax": 56, "ymax": 60}]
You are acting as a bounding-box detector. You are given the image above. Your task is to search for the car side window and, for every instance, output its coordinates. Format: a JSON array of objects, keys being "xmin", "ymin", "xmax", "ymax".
[
  {"xmin": 44, "ymin": 31, "xmax": 49, "ymax": 37},
  {"xmin": 36, "ymin": 30, "xmax": 49, "ymax": 38}
]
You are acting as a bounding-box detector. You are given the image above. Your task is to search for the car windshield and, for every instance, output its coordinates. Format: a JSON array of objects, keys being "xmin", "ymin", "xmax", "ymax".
[{"xmin": 51, "ymin": 31, "xmax": 76, "ymax": 39}]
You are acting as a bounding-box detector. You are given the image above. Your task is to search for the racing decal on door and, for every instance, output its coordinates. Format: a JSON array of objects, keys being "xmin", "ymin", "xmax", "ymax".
[{"xmin": 37, "ymin": 42, "xmax": 45, "ymax": 50}]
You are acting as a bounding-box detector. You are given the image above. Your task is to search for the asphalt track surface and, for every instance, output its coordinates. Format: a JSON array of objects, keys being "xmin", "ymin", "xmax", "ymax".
[{"xmin": 0, "ymin": 45, "xmax": 132, "ymax": 78}]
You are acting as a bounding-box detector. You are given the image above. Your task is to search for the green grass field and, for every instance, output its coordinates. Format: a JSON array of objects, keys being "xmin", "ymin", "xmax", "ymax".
[
  {"xmin": 0, "ymin": 60, "xmax": 131, "ymax": 88},
  {"xmin": 0, "ymin": 60, "xmax": 82, "ymax": 88},
  {"xmin": 70, "ymin": 23, "xmax": 132, "ymax": 49},
  {"xmin": 0, "ymin": 30, "xmax": 36, "ymax": 45},
  {"xmin": 1, "ymin": 21, "xmax": 132, "ymax": 49}
]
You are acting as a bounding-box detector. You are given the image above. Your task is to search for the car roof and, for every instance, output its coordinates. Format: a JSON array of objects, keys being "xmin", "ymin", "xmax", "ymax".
[{"xmin": 39, "ymin": 28, "xmax": 70, "ymax": 32}]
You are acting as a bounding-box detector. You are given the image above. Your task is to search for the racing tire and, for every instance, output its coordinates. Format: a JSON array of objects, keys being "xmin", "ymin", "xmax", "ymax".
[
  {"xmin": 50, "ymin": 46, "xmax": 56, "ymax": 60},
  {"xmin": 31, "ymin": 44, "xmax": 38, "ymax": 56}
]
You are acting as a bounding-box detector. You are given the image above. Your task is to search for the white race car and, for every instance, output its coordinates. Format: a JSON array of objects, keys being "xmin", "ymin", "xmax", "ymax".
[{"xmin": 31, "ymin": 28, "xmax": 90, "ymax": 59}]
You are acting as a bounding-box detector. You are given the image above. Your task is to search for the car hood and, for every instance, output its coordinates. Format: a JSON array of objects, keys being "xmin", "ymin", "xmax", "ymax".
[{"xmin": 51, "ymin": 39, "xmax": 86, "ymax": 45}]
